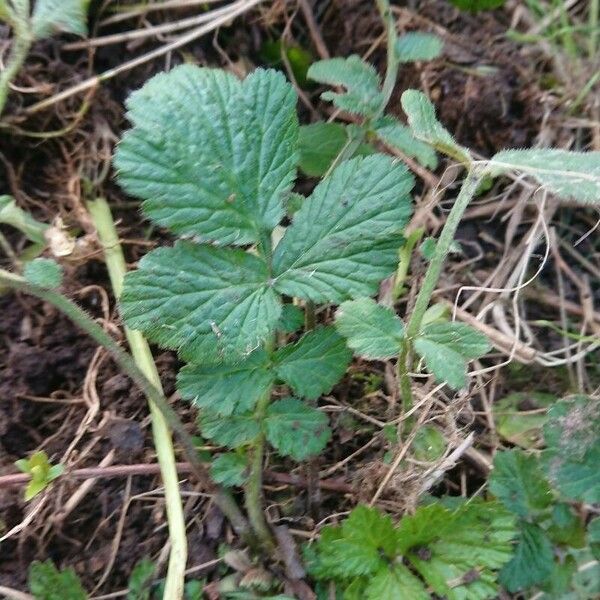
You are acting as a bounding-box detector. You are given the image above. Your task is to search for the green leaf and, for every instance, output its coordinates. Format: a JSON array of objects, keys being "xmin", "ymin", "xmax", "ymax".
[
  {"xmin": 414, "ymin": 321, "xmax": 491, "ymax": 389},
  {"xmin": 449, "ymin": 0, "xmax": 505, "ymax": 12},
  {"xmin": 307, "ymin": 55, "xmax": 384, "ymax": 118},
  {"xmin": 401, "ymin": 89, "xmax": 471, "ymax": 163},
  {"xmin": 588, "ymin": 517, "xmax": 600, "ymax": 560},
  {"xmin": 28, "ymin": 560, "xmax": 87, "ymax": 600},
  {"xmin": 127, "ymin": 559, "xmax": 155, "ymax": 600},
  {"xmin": 120, "ymin": 241, "xmax": 280, "ymax": 362},
  {"xmin": 273, "ymin": 154, "xmax": 413, "ymax": 303},
  {"xmin": 373, "ymin": 117, "xmax": 438, "ymax": 169},
  {"xmin": 396, "ymin": 32, "xmax": 443, "ymax": 63},
  {"xmin": 23, "ymin": 258, "xmax": 63, "ymax": 289},
  {"xmin": 490, "ymin": 149, "xmax": 600, "ymax": 205},
  {"xmin": 366, "ymin": 566, "xmax": 428, "ymax": 600},
  {"xmin": 547, "ymin": 503, "xmax": 586, "ymax": 548},
  {"xmin": 31, "ymin": 0, "xmax": 88, "ymax": 39},
  {"xmin": 264, "ymin": 398, "xmax": 331, "ymax": 460},
  {"xmin": 274, "ymin": 326, "xmax": 351, "ymax": 399},
  {"xmin": 210, "ymin": 453, "xmax": 248, "ymax": 486},
  {"xmin": 177, "ymin": 350, "xmax": 273, "ymax": 416},
  {"xmin": 335, "ymin": 298, "xmax": 404, "ymax": 359},
  {"xmin": 499, "ymin": 522, "xmax": 554, "ymax": 592},
  {"xmin": 277, "ymin": 303, "xmax": 304, "ymax": 333},
  {"xmin": 0, "ymin": 195, "xmax": 48, "ymax": 244},
  {"xmin": 199, "ymin": 412, "xmax": 260, "ymax": 449},
  {"xmin": 489, "ymin": 449, "xmax": 553, "ymax": 518},
  {"xmin": 542, "ymin": 395, "xmax": 600, "ymax": 503},
  {"xmin": 412, "ymin": 425, "xmax": 445, "ymax": 461},
  {"xmin": 115, "ymin": 66, "xmax": 298, "ymax": 245}
]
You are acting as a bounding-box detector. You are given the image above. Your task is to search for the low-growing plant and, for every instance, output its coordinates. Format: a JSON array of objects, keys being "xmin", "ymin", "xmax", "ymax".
[
  {"xmin": 0, "ymin": 0, "xmax": 89, "ymax": 116},
  {"xmin": 14, "ymin": 450, "xmax": 64, "ymax": 501}
]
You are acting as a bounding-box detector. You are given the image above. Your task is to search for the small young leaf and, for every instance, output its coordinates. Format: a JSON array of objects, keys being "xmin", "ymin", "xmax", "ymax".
[
  {"xmin": 199, "ymin": 412, "xmax": 260, "ymax": 449},
  {"xmin": 115, "ymin": 66, "xmax": 298, "ymax": 245},
  {"xmin": 23, "ymin": 258, "xmax": 63, "ymax": 289},
  {"xmin": 31, "ymin": 0, "xmax": 88, "ymax": 39},
  {"xmin": 120, "ymin": 242, "xmax": 280, "ymax": 362},
  {"xmin": 264, "ymin": 398, "xmax": 331, "ymax": 460},
  {"xmin": 307, "ymin": 55, "xmax": 384, "ymax": 118},
  {"xmin": 335, "ymin": 298, "xmax": 404, "ymax": 359},
  {"xmin": 210, "ymin": 453, "xmax": 248, "ymax": 487},
  {"xmin": 177, "ymin": 350, "xmax": 273, "ymax": 416},
  {"xmin": 489, "ymin": 149, "xmax": 600, "ymax": 205},
  {"xmin": 273, "ymin": 154, "xmax": 414, "ymax": 303},
  {"xmin": 414, "ymin": 321, "xmax": 491, "ymax": 389},
  {"xmin": 489, "ymin": 449, "xmax": 553, "ymax": 517},
  {"xmin": 396, "ymin": 32, "xmax": 443, "ymax": 63},
  {"xmin": 127, "ymin": 559, "xmax": 155, "ymax": 600},
  {"xmin": 277, "ymin": 303, "xmax": 304, "ymax": 333},
  {"xmin": 274, "ymin": 326, "xmax": 351, "ymax": 399},
  {"xmin": 28, "ymin": 560, "xmax": 87, "ymax": 600},
  {"xmin": 401, "ymin": 89, "xmax": 471, "ymax": 163},
  {"xmin": 373, "ymin": 117, "xmax": 438, "ymax": 169},
  {"xmin": 542, "ymin": 395, "xmax": 600, "ymax": 503},
  {"xmin": 499, "ymin": 522, "xmax": 554, "ymax": 592}
]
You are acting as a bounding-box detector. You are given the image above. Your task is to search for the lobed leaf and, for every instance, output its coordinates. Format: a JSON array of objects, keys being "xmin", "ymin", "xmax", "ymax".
[
  {"xmin": 367, "ymin": 565, "xmax": 428, "ymax": 600},
  {"xmin": 396, "ymin": 32, "xmax": 443, "ymax": 63},
  {"xmin": 307, "ymin": 55, "xmax": 384, "ymax": 118},
  {"xmin": 177, "ymin": 350, "xmax": 273, "ymax": 416},
  {"xmin": 210, "ymin": 453, "xmax": 248, "ymax": 486},
  {"xmin": 199, "ymin": 412, "xmax": 260, "ymax": 448},
  {"xmin": 401, "ymin": 89, "xmax": 471, "ymax": 163},
  {"xmin": 272, "ymin": 154, "xmax": 413, "ymax": 303},
  {"xmin": 120, "ymin": 241, "xmax": 281, "ymax": 362},
  {"xmin": 28, "ymin": 560, "xmax": 87, "ymax": 600},
  {"xmin": 489, "ymin": 149, "xmax": 600, "ymax": 205},
  {"xmin": 264, "ymin": 398, "xmax": 331, "ymax": 460},
  {"xmin": 31, "ymin": 0, "xmax": 88, "ymax": 39},
  {"xmin": 115, "ymin": 66, "xmax": 298, "ymax": 245},
  {"xmin": 273, "ymin": 326, "xmax": 351, "ymax": 399},
  {"xmin": 335, "ymin": 297, "xmax": 405, "ymax": 359}
]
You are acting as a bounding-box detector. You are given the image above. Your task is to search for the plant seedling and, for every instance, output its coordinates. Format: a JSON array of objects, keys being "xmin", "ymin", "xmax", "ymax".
[{"xmin": 15, "ymin": 450, "xmax": 64, "ymax": 501}]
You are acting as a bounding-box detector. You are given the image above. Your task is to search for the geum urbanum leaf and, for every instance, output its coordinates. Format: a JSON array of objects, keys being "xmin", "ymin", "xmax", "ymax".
[
  {"xmin": 210, "ymin": 453, "xmax": 248, "ymax": 487},
  {"xmin": 31, "ymin": 0, "xmax": 89, "ymax": 39},
  {"xmin": 115, "ymin": 66, "xmax": 298, "ymax": 245},
  {"xmin": 414, "ymin": 321, "xmax": 491, "ymax": 389},
  {"xmin": 28, "ymin": 560, "xmax": 87, "ymax": 600},
  {"xmin": 396, "ymin": 32, "xmax": 443, "ymax": 63},
  {"xmin": 307, "ymin": 55, "xmax": 384, "ymax": 118},
  {"xmin": 264, "ymin": 398, "xmax": 331, "ymax": 460},
  {"xmin": 335, "ymin": 297, "xmax": 405, "ymax": 359},
  {"xmin": 120, "ymin": 241, "xmax": 281, "ymax": 362},
  {"xmin": 273, "ymin": 326, "xmax": 351, "ymax": 399},
  {"xmin": 23, "ymin": 258, "xmax": 63, "ymax": 289},
  {"xmin": 272, "ymin": 154, "xmax": 414, "ymax": 302},
  {"xmin": 199, "ymin": 412, "xmax": 260, "ymax": 449},
  {"xmin": 489, "ymin": 149, "xmax": 600, "ymax": 205}
]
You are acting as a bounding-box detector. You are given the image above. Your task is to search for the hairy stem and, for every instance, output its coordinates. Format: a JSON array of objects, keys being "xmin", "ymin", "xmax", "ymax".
[
  {"xmin": 0, "ymin": 267, "xmax": 250, "ymax": 540},
  {"xmin": 88, "ymin": 198, "xmax": 187, "ymax": 599}
]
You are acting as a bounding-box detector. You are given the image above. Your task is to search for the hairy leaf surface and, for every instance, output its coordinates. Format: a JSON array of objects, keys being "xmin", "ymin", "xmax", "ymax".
[
  {"xmin": 23, "ymin": 258, "xmax": 63, "ymax": 289},
  {"xmin": 396, "ymin": 32, "xmax": 443, "ymax": 63},
  {"xmin": 31, "ymin": 0, "xmax": 88, "ymax": 38},
  {"xmin": 199, "ymin": 412, "xmax": 260, "ymax": 448},
  {"xmin": 273, "ymin": 155, "xmax": 413, "ymax": 302},
  {"xmin": 210, "ymin": 453, "xmax": 248, "ymax": 486},
  {"xmin": 115, "ymin": 66, "xmax": 298, "ymax": 244},
  {"xmin": 120, "ymin": 241, "xmax": 280, "ymax": 362}
]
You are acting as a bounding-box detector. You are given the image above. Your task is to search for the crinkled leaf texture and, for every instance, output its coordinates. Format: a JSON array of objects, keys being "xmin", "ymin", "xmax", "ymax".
[
  {"xmin": 31, "ymin": 0, "xmax": 88, "ymax": 39},
  {"xmin": 28, "ymin": 560, "xmax": 87, "ymax": 600},
  {"xmin": 23, "ymin": 258, "xmax": 63, "ymax": 289},
  {"xmin": 310, "ymin": 501, "xmax": 515, "ymax": 600},
  {"xmin": 401, "ymin": 89, "xmax": 471, "ymax": 163},
  {"xmin": 272, "ymin": 154, "xmax": 413, "ymax": 302},
  {"xmin": 396, "ymin": 32, "xmax": 443, "ymax": 63},
  {"xmin": 414, "ymin": 321, "xmax": 491, "ymax": 389},
  {"xmin": 210, "ymin": 453, "xmax": 248, "ymax": 486},
  {"xmin": 115, "ymin": 66, "xmax": 299, "ymax": 245},
  {"xmin": 490, "ymin": 149, "xmax": 600, "ymax": 205},
  {"xmin": 543, "ymin": 395, "xmax": 600, "ymax": 503},
  {"xmin": 199, "ymin": 412, "xmax": 260, "ymax": 448},
  {"xmin": 307, "ymin": 55, "xmax": 384, "ymax": 118},
  {"xmin": 335, "ymin": 298, "xmax": 404, "ymax": 359}
]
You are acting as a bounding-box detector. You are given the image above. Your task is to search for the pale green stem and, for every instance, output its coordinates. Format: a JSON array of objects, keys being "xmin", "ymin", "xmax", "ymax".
[
  {"xmin": 0, "ymin": 267, "xmax": 250, "ymax": 541},
  {"xmin": 87, "ymin": 198, "xmax": 187, "ymax": 599},
  {"xmin": 393, "ymin": 227, "xmax": 423, "ymax": 300},
  {"xmin": 376, "ymin": 0, "xmax": 399, "ymax": 110},
  {"xmin": 590, "ymin": 0, "xmax": 599, "ymax": 58}
]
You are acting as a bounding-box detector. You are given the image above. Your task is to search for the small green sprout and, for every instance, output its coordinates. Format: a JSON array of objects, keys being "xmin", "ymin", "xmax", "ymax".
[{"xmin": 15, "ymin": 450, "xmax": 64, "ymax": 501}]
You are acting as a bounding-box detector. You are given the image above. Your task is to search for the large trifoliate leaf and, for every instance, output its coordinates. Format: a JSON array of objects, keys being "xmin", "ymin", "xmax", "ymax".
[
  {"xmin": 489, "ymin": 449, "xmax": 553, "ymax": 518},
  {"xmin": 120, "ymin": 241, "xmax": 280, "ymax": 362},
  {"xmin": 177, "ymin": 350, "xmax": 273, "ymax": 416},
  {"xmin": 542, "ymin": 395, "xmax": 600, "ymax": 503},
  {"xmin": 115, "ymin": 66, "xmax": 298, "ymax": 245},
  {"xmin": 401, "ymin": 89, "xmax": 471, "ymax": 164},
  {"xmin": 335, "ymin": 298, "xmax": 405, "ymax": 359},
  {"xmin": 273, "ymin": 327, "xmax": 351, "ymax": 399},
  {"xmin": 374, "ymin": 116, "xmax": 438, "ymax": 169},
  {"xmin": 414, "ymin": 321, "xmax": 491, "ymax": 389},
  {"xmin": 199, "ymin": 412, "xmax": 260, "ymax": 448},
  {"xmin": 307, "ymin": 56, "xmax": 384, "ymax": 118},
  {"xmin": 499, "ymin": 522, "xmax": 554, "ymax": 592},
  {"xmin": 396, "ymin": 32, "xmax": 443, "ymax": 63},
  {"xmin": 31, "ymin": 0, "xmax": 88, "ymax": 39},
  {"xmin": 272, "ymin": 154, "xmax": 413, "ymax": 302},
  {"xmin": 489, "ymin": 149, "xmax": 600, "ymax": 205}
]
